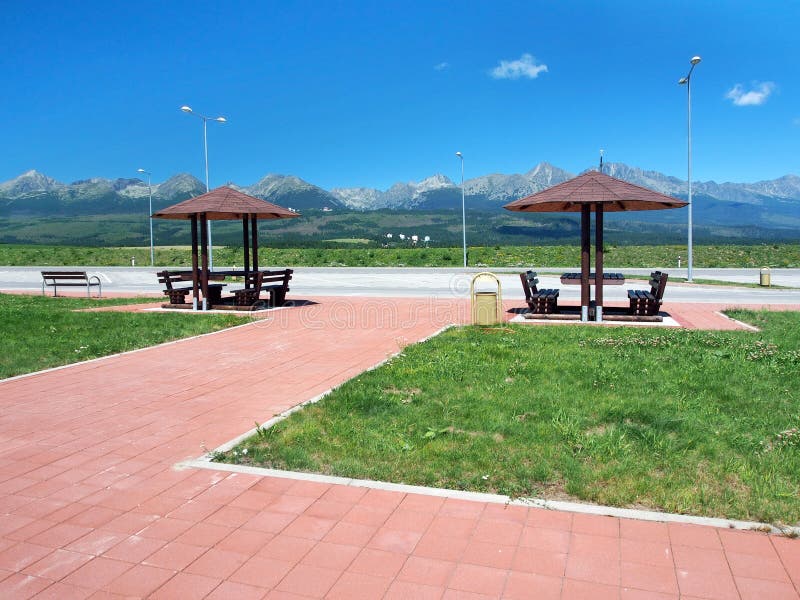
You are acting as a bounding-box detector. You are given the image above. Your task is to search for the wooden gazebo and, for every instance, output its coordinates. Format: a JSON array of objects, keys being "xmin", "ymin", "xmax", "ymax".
[
  {"xmin": 504, "ymin": 170, "xmax": 687, "ymax": 321},
  {"xmin": 153, "ymin": 186, "xmax": 299, "ymax": 310}
]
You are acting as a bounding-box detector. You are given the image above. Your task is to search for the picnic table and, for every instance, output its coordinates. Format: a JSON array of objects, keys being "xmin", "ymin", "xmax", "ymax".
[
  {"xmin": 560, "ymin": 272, "xmax": 625, "ymax": 321},
  {"xmin": 161, "ymin": 269, "xmax": 292, "ymax": 308},
  {"xmin": 560, "ymin": 272, "xmax": 625, "ymax": 285}
]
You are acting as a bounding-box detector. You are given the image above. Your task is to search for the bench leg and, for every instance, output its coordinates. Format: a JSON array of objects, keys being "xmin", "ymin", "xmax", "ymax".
[
  {"xmin": 165, "ymin": 291, "xmax": 189, "ymax": 304},
  {"xmin": 234, "ymin": 291, "xmax": 259, "ymax": 307}
]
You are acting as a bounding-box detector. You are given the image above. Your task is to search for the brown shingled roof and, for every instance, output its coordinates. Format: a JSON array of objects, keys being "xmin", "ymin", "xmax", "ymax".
[
  {"xmin": 504, "ymin": 170, "xmax": 687, "ymax": 213},
  {"xmin": 153, "ymin": 186, "xmax": 300, "ymax": 220}
]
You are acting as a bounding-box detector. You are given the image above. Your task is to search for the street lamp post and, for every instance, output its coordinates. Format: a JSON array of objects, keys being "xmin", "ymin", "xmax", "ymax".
[
  {"xmin": 180, "ymin": 105, "xmax": 226, "ymax": 270},
  {"xmin": 136, "ymin": 169, "xmax": 154, "ymax": 266},
  {"xmin": 456, "ymin": 152, "xmax": 466, "ymax": 267},
  {"xmin": 679, "ymin": 56, "xmax": 701, "ymax": 283}
]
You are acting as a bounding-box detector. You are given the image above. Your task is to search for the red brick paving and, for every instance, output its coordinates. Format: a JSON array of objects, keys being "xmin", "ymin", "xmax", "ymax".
[{"xmin": 1, "ymin": 295, "xmax": 799, "ymax": 598}]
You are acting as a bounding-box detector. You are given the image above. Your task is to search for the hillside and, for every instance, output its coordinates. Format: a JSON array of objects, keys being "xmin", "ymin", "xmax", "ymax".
[{"xmin": 1, "ymin": 163, "xmax": 798, "ymax": 245}]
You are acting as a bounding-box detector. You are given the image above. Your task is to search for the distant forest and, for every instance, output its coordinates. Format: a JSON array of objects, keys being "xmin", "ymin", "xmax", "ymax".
[{"xmin": 1, "ymin": 209, "xmax": 797, "ymax": 248}]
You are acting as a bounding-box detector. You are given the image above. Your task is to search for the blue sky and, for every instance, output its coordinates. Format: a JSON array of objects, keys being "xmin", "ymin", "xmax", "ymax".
[{"xmin": 2, "ymin": 0, "xmax": 798, "ymax": 190}]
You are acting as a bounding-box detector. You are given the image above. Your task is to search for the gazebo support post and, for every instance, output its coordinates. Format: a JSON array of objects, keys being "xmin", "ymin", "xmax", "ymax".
[
  {"xmin": 580, "ymin": 204, "xmax": 591, "ymax": 322},
  {"xmin": 190, "ymin": 215, "xmax": 200, "ymax": 311},
  {"xmin": 251, "ymin": 215, "xmax": 259, "ymax": 274},
  {"xmin": 200, "ymin": 214, "xmax": 209, "ymax": 310},
  {"xmin": 595, "ymin": 203, "xmax": 604, "ymax": 322},
  {"xmin": 242, "ymin": 216, "xmax": 250, "ymax": 280}
]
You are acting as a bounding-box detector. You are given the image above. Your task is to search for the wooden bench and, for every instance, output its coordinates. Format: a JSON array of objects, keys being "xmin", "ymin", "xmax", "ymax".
[
  {"xmin": 41, "ymin": 271, "xmax": 102, "ymax": 298},
  {"xmin": 519, "ymin": 270, "xmax": 559, "ymax": 314},
  {"xmin": 259, "ymin": 269, "xmax": 293, "ymax": 306},
  {"xmin": 157, "ymin": 270, "xmax": 193, "ymax": 304},
  {"xmin": 157, "ymin": 270, "xmax": 228, "ymax": 304},
  {"xmin": 628, "ymin": 271, "xmax": 669, "ymax": 316},
  {"xmin": 230, "ymin": 271, "xmax": 264, "ymax": 307},
  {"xmin": 228, "ymin": 269, "xmax": 293, "ymax": 307}
]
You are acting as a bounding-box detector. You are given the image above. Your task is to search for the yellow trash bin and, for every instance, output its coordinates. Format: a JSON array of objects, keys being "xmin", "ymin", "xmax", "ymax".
[
  {"xmin": 760, "ymin": 266, "xmax": 771, "ymax": 287},
  {"xmin": 471, "ymin": 272, "xmax": 502, "ymax": 325}
]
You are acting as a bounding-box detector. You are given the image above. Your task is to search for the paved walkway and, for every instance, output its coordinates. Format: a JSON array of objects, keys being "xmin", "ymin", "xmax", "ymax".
[{"xmin": 1, "ymin": 296, "xmax": 799, "ymax": 599}]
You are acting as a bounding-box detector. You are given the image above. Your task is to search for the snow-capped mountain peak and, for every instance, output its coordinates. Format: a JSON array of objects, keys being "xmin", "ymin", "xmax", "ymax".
[{"xmin": 0, "ymin": 170, "xmax": 64, "ymax": 197}]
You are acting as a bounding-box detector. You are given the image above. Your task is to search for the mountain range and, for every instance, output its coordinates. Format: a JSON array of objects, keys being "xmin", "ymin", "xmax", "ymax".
[{"xmin": 2, "ymin": 163, "xmax": 799, "ymax": 231}]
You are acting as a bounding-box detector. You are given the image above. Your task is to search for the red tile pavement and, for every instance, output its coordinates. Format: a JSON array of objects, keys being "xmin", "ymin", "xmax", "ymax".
[{"xmin": 1, "ymin": 295, "xmax": 799, "ymax": 598}]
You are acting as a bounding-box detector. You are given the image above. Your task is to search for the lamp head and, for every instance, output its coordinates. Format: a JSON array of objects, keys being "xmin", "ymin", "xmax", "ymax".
[
  {"xmin": 455, "ymin": 151, "xmax": 463, "ymax": 158},
  {"xmin": 180, "ymin": 105, "xmax": 192, "ymax": 113},
  {"xmin": 678, "ymin": 77, "xmax": 688, "ymax": 85},
  {"xmin": 215, "ymin": 116, "xmax": 227, "ymax": 123},
  {"xmin": 691, "ymin": 56, "xmax": 701, "ymax": 65},
  {"xmin": 137, "ymin": 168, "xmax": 146, "ymax": 174}
]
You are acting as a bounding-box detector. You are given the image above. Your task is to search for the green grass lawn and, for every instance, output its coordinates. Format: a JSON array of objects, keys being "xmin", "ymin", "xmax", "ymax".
[
  {"xmin": 217, "ymin": 310, "xmax": 800, "ymax": 525},
  {"xmin": 0, "ymin": 294, "xmax": 250, "ymax": 379},
  {"xmin": 1, "ymin": 243, "xmax": 798, "ymax": 268}
]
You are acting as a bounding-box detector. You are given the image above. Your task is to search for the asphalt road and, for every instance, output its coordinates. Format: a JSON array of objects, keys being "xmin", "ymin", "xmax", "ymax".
[{"xmin": 4, "ymin": 266, "xmax": 800, "ymax": 304}]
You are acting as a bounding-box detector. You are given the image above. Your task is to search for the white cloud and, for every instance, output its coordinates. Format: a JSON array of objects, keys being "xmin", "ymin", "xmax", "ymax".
[
  {"xmin": 490, "ymin": 53, "xmax": 548, "ymax": 80},
  {"xmin": 434, "ymin": 62, "xmax": 449, "ymax": 71},
  {"xmin": 725, "ymin": 82, "xmax": 775, "ymax": 106}
]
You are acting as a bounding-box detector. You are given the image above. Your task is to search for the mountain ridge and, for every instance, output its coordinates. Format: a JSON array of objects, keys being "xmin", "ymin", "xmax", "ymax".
[{"xmin": 1, "ymin": 163, "xmax": 798, "ymax": 230}]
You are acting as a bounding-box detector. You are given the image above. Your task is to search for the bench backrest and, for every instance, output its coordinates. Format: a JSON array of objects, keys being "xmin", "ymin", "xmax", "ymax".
[
  {"xmin": 649, "ymin": 271, "xmax": 669, "ymax": 300},
  {"xmin": 259, "ymin": 269, "xmax": 293, "ymax": 286},
  {"xmin": 157, "ymin": 270, "xmax": 186, "ymax": 290},
  {"xmin": 41, "ymin": 271, "xmax": 89, "ymax": 281},
  {"xmin": 157, "ymin": 270, "xmax": 227, "ymax": 289},
  {"xmin": 519, "ymin": 271, "xmax": 540, "ymax": 301}
]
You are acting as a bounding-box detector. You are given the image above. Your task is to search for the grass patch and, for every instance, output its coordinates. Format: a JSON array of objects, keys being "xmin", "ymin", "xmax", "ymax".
[
  {"xmin": 217, "ymin": 310, "xmax": 800, "ymax": 525},
  {"xmin": 0, "ymin": 294, "xmax": 250, "ymax": 378},
  {"xmin": 1, "ymin": 243, "xmax": 798, "ymax": 269}
]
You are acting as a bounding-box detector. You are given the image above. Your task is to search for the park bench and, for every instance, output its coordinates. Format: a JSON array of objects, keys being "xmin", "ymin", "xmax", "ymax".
[
  {"xmin": 158, "ymin": 270, "xmax": 228, "ymax": 304},
  {"xmin": 628, "ymin": 271, "xmax": 669, "ymax": 316},
  {"xmin": 157, "ymin": 270, "xmax": 193, "ymax": 304},
  {"xmin": 259, "ymin": 268, "xmax": 293, "ymax": 306},
  {"xmin": 230, "ymin": 271, "xmax": 264, "ymax": 306},
  {"xmin": 41, "ymin": 271, "xmax": 102, "ymax": 298},
  {"xmin": 519, "ymin": 270, "xmax": 559, "ymax": 314},
  {"xmin": 228, "ymin": 269, "xmax": 293, "ymax": 307}
]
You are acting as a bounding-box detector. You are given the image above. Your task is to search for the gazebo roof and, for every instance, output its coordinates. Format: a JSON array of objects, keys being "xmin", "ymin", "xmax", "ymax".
[
  {"xmin": 153, "ymin": 186, "xmax": 301, "ymax": 220},
  {"xmin": 504, "ymin": 170, "xmax": 687, "ymax": 213}
]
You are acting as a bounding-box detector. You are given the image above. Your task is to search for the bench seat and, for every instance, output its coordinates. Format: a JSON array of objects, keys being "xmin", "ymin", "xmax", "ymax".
[
  {"xmin": 520, "ymin": 270, "xmax": 559, "ymax": 314},
  {"xmin": 41, "ymin": 271, "xmax": 102, "ymax": 298},
  {"xmin": 157, "ymin": 270, "xmax": 193, "ymax": 304},
  {"xmin": 628, "ymin": 271, "xmax": 669, "ymax": 316},
  {"xmin": 228, "ymin": 269, "xmax": 293, "ymax": 307}
]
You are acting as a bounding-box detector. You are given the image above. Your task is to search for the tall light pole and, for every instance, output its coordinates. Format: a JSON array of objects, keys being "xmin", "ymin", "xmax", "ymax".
[
  {"xmin": 137, "ymin": 169, "xmax": 154, "ymax": 266},
  {"xmin": 180, "ymin": 105, "xmax": 226, "ymax": 270},
  {"xmin": 679, "ymin": 56, "xmax": 701, "ymax": 282},
  {"xmin": 456, "ymin": 151, "xmax": 466, "ymax": 267}
]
